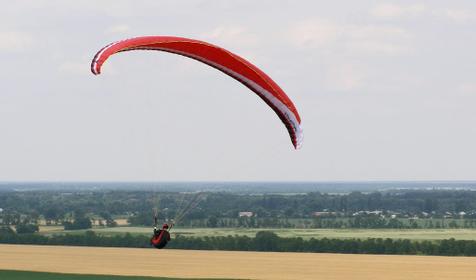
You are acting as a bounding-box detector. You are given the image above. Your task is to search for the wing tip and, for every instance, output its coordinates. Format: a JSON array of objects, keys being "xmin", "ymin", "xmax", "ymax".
[
  {"xmin": 90, "ymin": 61, "xmax": 101, "ymax": 75},
  {"xmin": 293, "ymin": 124, "xmax": 303, "ymax": 150}
]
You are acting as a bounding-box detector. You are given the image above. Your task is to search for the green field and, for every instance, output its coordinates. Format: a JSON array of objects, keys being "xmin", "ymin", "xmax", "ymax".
[
  {"xmin": 0, "ymin": 270, "xmax": 229, "ymax": 280},
  {"xmin": 39, "ymin": 226, "xmax": 476, "ymax": 241}
]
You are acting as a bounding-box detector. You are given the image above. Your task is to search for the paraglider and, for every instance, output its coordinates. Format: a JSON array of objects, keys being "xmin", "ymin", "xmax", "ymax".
[
  {"xmin": 149, "ymin": 193, "xmax": 205, "ymax": 249},
  {"xmin": 151, "ymin": 221, "xmax": 172, "ymax": 249},
  {"xmin": 150, "ymin": 206, "xmax": 172, "ymax": 249},
  {"xmin": 91, "ymin": 36, "xmax": 303, "ymax": 148}
]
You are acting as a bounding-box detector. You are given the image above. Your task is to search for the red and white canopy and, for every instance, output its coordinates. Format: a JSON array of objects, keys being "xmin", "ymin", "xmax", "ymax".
[{"xmin": 91, "ymin": 36, "xmax": 303, "ymax": 149}]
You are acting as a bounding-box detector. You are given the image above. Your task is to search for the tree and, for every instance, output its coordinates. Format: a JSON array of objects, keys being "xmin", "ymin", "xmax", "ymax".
[
  {"xmin": 100, "ymin": 211, "xmax": 117, "ymax": 227},
  {"xmin": 255, "ymin": 231, "xmax": 279, "ymax": 251},
  {"xmin": 0, "ymin": 226, "xmax": 15, "ymax": 236},
  {"xmin": 63, "ymin": 211, "xmax": 92, "ymax": 230},
  {"xmin": 15, "ymin": 224, "xmax": 39, "ymax": 234},
  {"xmin": 207, "ymin": 216, "xmax": 218, "ymax": 228},
  {"xmin": 128, "ymin": 211, "xmax": 151, "ymax": 226},
  {"xmin": 44, "ymin": 207, "xmax": 61, "ymax": 225},
  {"xmin": 424, "ymin": 198, "xmax": 438, "ymax": 212}
]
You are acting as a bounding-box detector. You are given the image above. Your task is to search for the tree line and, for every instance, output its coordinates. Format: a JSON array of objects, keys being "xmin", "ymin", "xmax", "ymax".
[
  {"xmin": 2, "ymin": 189, "xmax": 476, "ymax": 228},
  {"xmin": 1, "ymin": 227, "xmax": 476, "ymax": 257}
]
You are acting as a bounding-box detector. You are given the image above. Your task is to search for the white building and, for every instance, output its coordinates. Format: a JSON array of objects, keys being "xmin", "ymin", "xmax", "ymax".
[
  {"xmin": 312, "ymin": 211, "xmax": 336, "ymax": 217},
  {"xmin": 238, "ymin": 211, "xmax": 253, "ymax": 217}
]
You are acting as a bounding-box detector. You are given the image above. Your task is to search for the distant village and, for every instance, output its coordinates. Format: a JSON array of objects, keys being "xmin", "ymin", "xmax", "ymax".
[{"xmin": 238, "ymin": 210, "xmax": 476, "ymax": 219}]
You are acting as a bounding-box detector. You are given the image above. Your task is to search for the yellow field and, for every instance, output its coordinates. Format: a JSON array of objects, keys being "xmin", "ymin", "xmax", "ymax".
[{"xmin": 1, "ymin": 244, "xmax": 475, "ymax": 280}]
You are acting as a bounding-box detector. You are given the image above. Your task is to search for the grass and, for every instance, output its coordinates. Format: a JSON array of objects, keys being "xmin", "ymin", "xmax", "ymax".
[
  {"xmin": 0, "ymin": 270, "xmax": 231, "ymax": 280},
  {"xmin": 39, "ymin": 226, "xmax": 476, "ymax": 241},
  {"xmin": 173, "ymin": 227, "xmax": 476, "ymax": 241}
]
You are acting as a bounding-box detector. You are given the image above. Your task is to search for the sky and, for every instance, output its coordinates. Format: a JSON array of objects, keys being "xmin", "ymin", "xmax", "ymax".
[{"xmin": 1, "ymin": 0, "xmax": 475, "ymax": 181}]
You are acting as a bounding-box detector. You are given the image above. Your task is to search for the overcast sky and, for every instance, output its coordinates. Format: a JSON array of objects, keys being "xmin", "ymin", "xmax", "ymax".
[{"xmin": 1, "ymin": 0, "xmax": 475, "ymax": 181}]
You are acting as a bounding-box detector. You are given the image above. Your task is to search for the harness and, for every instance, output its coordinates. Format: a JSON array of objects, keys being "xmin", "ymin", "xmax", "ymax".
[{"xmin": 152, "ymin": 229, "xmax": 167, "ymax": 245}]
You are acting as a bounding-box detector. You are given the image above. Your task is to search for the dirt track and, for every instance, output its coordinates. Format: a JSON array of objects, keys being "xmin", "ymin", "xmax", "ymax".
[{"xmin": 1, "ymin": 244, "xmax": 475, "ymax": 280}]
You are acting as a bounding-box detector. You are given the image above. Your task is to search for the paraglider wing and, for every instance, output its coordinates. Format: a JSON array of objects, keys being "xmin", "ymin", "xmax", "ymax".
[{"xmin": 91, "ymin": 36, "xmax": 303, "ymax": 148}]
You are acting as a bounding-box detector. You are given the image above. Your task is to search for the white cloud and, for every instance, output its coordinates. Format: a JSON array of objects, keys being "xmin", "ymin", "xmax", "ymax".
[
  {"xmin": 287, "ymin": 19, "xmax": 411, "ymax": 92},
  {"xmin": 324, "ymin": 63, "xmax": 367, "ymax": 91},
  {"xmin": 371, "ymin": 4, "xmax": 476, "ymax": 24},
  {"xmin": 288, "ymin": 20, "xmax": 411, "ymax": 55},
  {"xmin": 202, "ymin": 26, "xmax": 259, "ymax": 48},
  {"xmin": 58, "ymin": 61, "xmax": 88, "ymax": 75},
  {"xmin": 435, "ymin": 9, "xmax": 476, "ymax": 23},
  {"xmin": 0, "ymin": 31, "xmax": 33, "ymax": 52},
  {"xmin": 458, "ymin": 83, "xmax": 476, "ymax": 96},
  {"xmin": 288, "ymin": 19, "xmax": 339, "ymax": 48},
  {"xmin": 346, "ymin": 25, "xmax": 411, "ymax": 55},
  {"xmin": 371, "ymin": 3, "xmax": 426, "ymax": 19},
  {"xmin": 107, "ymin": 24, "xmax": 131, "ymax": 34}
]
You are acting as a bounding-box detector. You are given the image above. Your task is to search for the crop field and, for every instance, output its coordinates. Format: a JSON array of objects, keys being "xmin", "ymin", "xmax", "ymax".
[
  {"xmin": 39, "ymin": 226, "xmax": 476, "ymax": 241},
  {"xmin": 1, "ymin": 244, "xmax": 476, "ymax": 280},
  {"xmin": 0, "ymin": 270, "xmax": 218, "ymax": 280}
]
